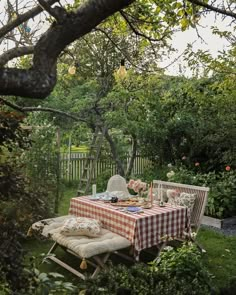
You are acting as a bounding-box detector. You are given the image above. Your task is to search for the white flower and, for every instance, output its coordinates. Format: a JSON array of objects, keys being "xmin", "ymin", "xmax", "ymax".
[
  {"xmin": 191, "ymin": 232, "xmax": 197, "ymax": 239},
  {"xmin": 167, "ymin": 163, "xmax": 172, "ymax": 168},
  {"xmin": 167, "ymin": 171, "xmax": 175, "ymax": 178},
  {"xmin": 164, "ymin": 246, "xmax": 173, "ymax": 252}
]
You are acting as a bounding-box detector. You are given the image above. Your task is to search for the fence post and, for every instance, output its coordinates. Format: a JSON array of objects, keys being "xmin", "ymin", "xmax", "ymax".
[
  {"xmin": 67, "ymin": 134, "xmax": 72, "ymax": 181},
  {"xmin": 54, "ymin": 128, "xmax": 61, "ymax": 213},
  {"xmin": 60, "ymin": 153, "xmax": 153, "ymax": 181}
]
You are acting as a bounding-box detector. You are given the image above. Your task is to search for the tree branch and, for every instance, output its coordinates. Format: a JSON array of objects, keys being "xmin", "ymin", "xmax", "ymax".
[
  {"xmin": 0, "ymin": 46, "xmax": 34, "ymax": 67},
  {"xmin": 120, "ymin": 10, "xmax": 167, "ymax": 42},
  {"xmin": 0, "ymin": 96, "xmax": 87, "ymax": 122},
  {"xmin": 0, "ymin": 0, "xmax": 59, "ymax": 39},
  {"xmin": 0, "ymin": 97, "xmax": 24, "ymax": 113},
  {"xmin": 0, "ymin": 0, "xmax": 135, "ymax": 99},
  {"xmin": 187, "ymin": 0, "xmax": 236, "ymax": 19},
  {"xmin": 37, "ymin": 0, "xmax": 67, "ymax": 23}
]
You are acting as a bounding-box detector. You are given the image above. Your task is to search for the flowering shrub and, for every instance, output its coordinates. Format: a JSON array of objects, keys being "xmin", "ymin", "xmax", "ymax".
[
  {"xmin": 225, "ymin": 166, "xmax": 231, "ymax": 171},
  {"xmin": 167, "ymin": 167, "xmax": 236, "ymax": 218},
  {"xmin": 167, "ymin": 170, "xmax": 175, "ymax": 179}
]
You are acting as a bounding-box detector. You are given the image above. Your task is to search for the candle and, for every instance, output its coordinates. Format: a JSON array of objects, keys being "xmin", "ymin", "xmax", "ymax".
[
  {"xmin": 160, "ymin": 184, "xmax": 163, "ymax": 203},
  {"xmin": 150, "ymin": 182, "xmax": 153, "ymax": 204},
  {"xmin": 92, "ymin": 184, "xmax": 96, "ymax": 197}
]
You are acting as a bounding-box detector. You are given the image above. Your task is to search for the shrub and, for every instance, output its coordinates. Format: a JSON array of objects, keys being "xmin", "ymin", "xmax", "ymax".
[
  {"xmin": 202, "ymin": 171, "xmax": 236, "ymax": 218},
  {"xmin": 22, "ymin": 115, "xmax": 60, "ymax": 213},
  {"xmin": 96, "ymin": 169, "xmax": 113, "ymax": 192},
  {"xmin": 81, "ymin": 243, "xmax": 212, "ymax": 295},
  {"xmin": 149, "ymin": 243, "xmax": 213, "ymax": 295},
  {"xmin": 0, "ymin": 112, "xmax": 62, "ymax": 293}
]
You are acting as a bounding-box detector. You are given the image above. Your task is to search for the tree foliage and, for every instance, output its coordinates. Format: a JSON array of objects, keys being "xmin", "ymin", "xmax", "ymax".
[
  {"xmin": 138, "ymin": 74, "xmax": 236, "ymax": 171},
  {"xmin": 0, "ymin": 0, "xmax": 236, "ymax": 99}
]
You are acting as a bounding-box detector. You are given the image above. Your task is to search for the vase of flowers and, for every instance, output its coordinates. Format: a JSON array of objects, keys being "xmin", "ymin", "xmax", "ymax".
[{"xmin": 127, "ymin": 179, "xmax": 147, "ymax": 198}]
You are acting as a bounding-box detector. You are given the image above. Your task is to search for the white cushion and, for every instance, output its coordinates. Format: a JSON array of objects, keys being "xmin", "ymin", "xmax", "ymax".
[
  {"xmin": 31, "ymin": 215, "xmax": 131, "ymax": 258},
  {"xmin": 60, "ymin": 217, "xmax": 101, "ymax": 237}
]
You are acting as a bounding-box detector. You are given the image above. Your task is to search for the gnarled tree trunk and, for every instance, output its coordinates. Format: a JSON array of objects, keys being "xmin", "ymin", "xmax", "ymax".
[
  {"xmin": 125, "ymin": 134, "xmax": 137, "ymax": 178},
  {"xmin": 104, "ymin": 128, "xmax": 125, "ymax": 177}
]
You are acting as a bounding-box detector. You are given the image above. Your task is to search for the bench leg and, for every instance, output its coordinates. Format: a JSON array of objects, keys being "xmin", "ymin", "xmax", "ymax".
[
  {"xmin": 47, "ymin": 241, "xmax": 58, "ymax": 255},
  {"xmin": 91, "ymin": 253, "xmax": 110, "ymax": 278},
  {"xmin": 47, "ymin": 255, "xmax": 86, "ymax": 280},
  {"xmin": 43, "ymin": 242, "xmax": 86, "ymax": 280},
  {"xmin": 42, "ymin": 242, "xmax": 113, "ymax": 280}
]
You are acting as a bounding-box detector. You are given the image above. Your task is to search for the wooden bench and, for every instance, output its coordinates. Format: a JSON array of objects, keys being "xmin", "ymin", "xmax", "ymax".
[{"xmin": 30, "ymin": 215, "xmax": 131, "ymax": 280}]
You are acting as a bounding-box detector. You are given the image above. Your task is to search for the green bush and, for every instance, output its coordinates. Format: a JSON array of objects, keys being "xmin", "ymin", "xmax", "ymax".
[
  {"xmin": 139, "ymin": 76, "xmax": 236, "ymax": 173},
  {"xmin": 81, "ymin": 243, "xmax": 212, "ymax": 295},
  {"xmin": 141, "ymin": 165, "xmax": 169, "ymax": 184},
  {"xmin": 168, "ymin": 167, "xmax": 236, "ymax": 218},
  {"xmin": 200, "ymin": 171, "xmax": 236, "ymax": 218},
  {"xmin": 0, "ymin": 112, "xmax": 67, "ymax": 293},
  {"xmin": 96, "ymin": 169, "xmax": 113, "ymax": 192},
  {"xmin": 149, "ymin": 243, "xmax": 213, "ymax": 294}
]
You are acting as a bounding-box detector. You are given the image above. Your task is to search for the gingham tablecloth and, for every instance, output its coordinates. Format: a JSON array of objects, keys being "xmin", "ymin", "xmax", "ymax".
[{"xmin": 69, "ymin": 196, "xmax": 188, "ymax": 255}]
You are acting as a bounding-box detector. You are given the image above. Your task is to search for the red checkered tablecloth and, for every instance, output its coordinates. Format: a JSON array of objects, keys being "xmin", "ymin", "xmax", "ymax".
[{"xmin": 69, "ymin": 196, "xmax": 188, "ymax": 255}]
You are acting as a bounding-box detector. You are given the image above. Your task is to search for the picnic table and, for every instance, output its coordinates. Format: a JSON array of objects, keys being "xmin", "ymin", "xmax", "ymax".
[{"xmin": 69, "ymin": 196, "xmax": 189, "ymax": 258}]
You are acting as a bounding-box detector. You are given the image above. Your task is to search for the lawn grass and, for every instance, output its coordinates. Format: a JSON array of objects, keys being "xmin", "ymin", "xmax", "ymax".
[
  {"xmin": 23, "ymin": 185, "xmax": 236, "ymax": 291},
  {"xmin": 197, "ymin": 227, "xmax": 236, "ymax": 289},
  {"xmin": 23, "ymin": 185, "xmax": 80, "ymax": 284},
  {"xmin": 58, "ymin": 185, "xmax": 77, "ymax": 215}
]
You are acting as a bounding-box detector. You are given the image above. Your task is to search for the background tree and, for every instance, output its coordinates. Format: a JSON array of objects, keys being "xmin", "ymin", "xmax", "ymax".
[{"xmin": 138, "ymin": 74, "xmax": 236, "ymax": 172}]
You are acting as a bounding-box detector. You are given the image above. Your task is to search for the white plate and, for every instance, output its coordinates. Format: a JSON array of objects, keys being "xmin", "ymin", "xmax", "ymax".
[
  {"xmin": 89, "ymin": 195, "xmax": 100, "ymax": 201},
  {"xmin": 101, "ymin": 195, "xmax": 112, "ymax": 201}
]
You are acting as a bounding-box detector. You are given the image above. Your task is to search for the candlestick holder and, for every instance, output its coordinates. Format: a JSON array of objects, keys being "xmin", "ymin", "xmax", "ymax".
[{"xmin": 142, "ymin": 200, "xmax": 153, "ymax": 209}]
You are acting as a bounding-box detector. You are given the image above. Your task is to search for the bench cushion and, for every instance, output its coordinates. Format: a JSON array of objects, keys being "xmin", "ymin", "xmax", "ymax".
[{"xmin": 32, "ymin": 215, "xmax": 131, "ymax": 258}]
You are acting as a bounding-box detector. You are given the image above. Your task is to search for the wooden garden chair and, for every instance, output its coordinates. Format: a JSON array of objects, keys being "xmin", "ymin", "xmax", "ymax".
[
  {"xmin": 153, "ymin": 180, "xmax": 209, "ymax": 246},
  {"xmin": 29, "ymin": 215, "xmax": 131, "ymax": 280}
]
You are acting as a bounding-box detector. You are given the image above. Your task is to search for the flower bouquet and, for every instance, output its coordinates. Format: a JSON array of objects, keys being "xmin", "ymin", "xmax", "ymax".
[{"xmin": 127, "ymin": 179, "xmax": 147, "ymax": 198}]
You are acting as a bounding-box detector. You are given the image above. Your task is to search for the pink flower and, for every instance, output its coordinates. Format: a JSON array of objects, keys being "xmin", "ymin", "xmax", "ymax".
[
  {"xmin": 182, "ymin": 156, "xmax": 186, "ymax": 160},
  {"xmin": 225, "ymin": 166, "xmax": 231, "ymax": 171},
  {"xmin": 127, "ymin": 179, "xmax": 147, "ymax": 193},
  {"xmin": 140, "ymin": 182, "xmax": 147, "ymax": 190},
  {"xmin": 195, "ymin": 162, "xmax": 200, "ymax": 167},
  {"xmin": 127, "ymin": 179, "xmax": 135, "ymax": 189}
]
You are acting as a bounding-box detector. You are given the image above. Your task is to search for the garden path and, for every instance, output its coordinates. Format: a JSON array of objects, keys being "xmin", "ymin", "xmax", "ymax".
[{"xmin": 201, "ymin": 224, "xmax": 236, "ymax": 236}]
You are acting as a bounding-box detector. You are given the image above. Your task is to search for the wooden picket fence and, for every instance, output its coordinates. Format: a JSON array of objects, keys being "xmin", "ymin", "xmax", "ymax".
[{"xmin": 60, "ymin": 152, "xmax": 153, "ymax": 181}]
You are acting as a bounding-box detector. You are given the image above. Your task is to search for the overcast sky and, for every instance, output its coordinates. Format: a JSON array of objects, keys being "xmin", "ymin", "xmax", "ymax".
[{"xmin": 160, "ymin": 12, "xmax": 231, "ymax": 76}]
